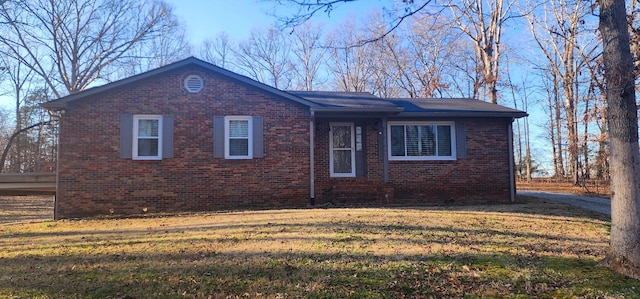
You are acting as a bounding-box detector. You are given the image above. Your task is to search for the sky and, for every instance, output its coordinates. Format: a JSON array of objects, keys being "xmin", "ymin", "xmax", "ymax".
[
  {"xmin": 0, "ymin": 0, "xmax": 388, "ymax": 109},
  {"xmin": 164, "ymin": 0, "xmax": 390, "ymax": 46},
  {"xmin": 0, "ymin": 0, "xmax": 550, "ymax": 172}
]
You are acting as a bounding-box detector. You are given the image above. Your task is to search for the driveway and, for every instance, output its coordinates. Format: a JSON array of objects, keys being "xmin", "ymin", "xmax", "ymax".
[{"xmin": 518, "ymin": 190, "xmax": 611, "ymax": 216}]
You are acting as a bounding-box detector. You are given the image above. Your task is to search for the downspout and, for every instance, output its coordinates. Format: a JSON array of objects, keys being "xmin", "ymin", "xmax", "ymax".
[
  {"xmin": 508, "ymin": 118, "xmax": 516, "ymax": 203},
  {"xmin": 47, "ymin": 109, "xmax": 63, "ymax": 220},
  {"xmin": 382, "ymin": 117, "xmax": 389, "ymax": 182},
  {"xmin": 309, "ymin": 110, "xmax": 315, "ymax": 205}
]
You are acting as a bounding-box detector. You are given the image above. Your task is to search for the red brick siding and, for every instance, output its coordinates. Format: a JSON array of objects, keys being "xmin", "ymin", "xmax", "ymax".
[
  {"xmin": 314, "ymin": 118, "xmax": 513, "ymax": 205},
  {"xmin": 314, "ymin": 120, "xmax": 388, "ymax": 205},
  {"xmin": 56, "ymin": 65, "xmax": 311, "ymax": 218}
]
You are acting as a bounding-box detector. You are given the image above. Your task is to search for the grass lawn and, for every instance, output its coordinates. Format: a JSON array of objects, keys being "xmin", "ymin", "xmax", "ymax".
[{"xmin": 0, "ymin": 196, "xmax": 638, "ymax": 298}]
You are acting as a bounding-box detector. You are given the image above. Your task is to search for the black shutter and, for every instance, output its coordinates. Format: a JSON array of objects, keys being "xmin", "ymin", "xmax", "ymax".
[
  {"xmin": 162, "ymin": 116, "xmax": 174, "ymax": 158},
  {"xmin": 120, "ymin": 114, "xmax": 133, "ymax": 158},
  {"xmin": 456, "ymin": 122, "xmax": 467, "ymax": 159},
  {"xmin": 213, "ymin": 116, "xmax": 225, "ymax": 158},
  {"xmin": 253, "ymin": 116, "xmax": 264, "ymax": 158}
]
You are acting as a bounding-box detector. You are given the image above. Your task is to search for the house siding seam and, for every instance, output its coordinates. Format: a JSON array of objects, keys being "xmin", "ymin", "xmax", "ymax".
[{"xmin": 55, "ymin": 66, "xmax": 311, "ymax": 218}]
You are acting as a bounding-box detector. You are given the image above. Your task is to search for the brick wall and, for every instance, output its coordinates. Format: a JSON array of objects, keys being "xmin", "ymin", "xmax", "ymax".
[
  {"xmin": 56, "ymin": 65, "xmax": 312, "ymax": 218},
  {"xmin": 314, "ymin": 118, "xmax": 513, "ymax": 206}
]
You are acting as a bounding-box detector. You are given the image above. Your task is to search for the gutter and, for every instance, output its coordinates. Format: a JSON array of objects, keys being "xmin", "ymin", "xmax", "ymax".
[
  {"xmin": 382, "ymin": 117, "xmax": 389, "ymax": 182},
  {"xmin": 394, "ymin": 111, "xmax": 528, "ymax": 119},
  {"xmin": 45, "ymin": 109, "xmax": 63, "ymax": 219},
  {"xmin": 309, "ymin": 111, "xmax": 315, "ymax": 205},
  {"xmin": 508, "ymin": 118, "xmax": 516, "ymax": 203},
  {"xmin": 310, "ymin": 107, "xmax": 404, "ymax": 113}
]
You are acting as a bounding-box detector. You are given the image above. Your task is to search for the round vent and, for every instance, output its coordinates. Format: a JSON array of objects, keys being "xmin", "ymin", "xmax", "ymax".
[{"xmin": 184, "ymin": 75, "xmax": 203, "ymax": 93}]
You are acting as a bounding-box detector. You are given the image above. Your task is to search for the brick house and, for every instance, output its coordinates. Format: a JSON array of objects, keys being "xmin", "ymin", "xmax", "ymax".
[{"xmin": 42, "ymin": 57, "xmax": 527, "ymax": 219}]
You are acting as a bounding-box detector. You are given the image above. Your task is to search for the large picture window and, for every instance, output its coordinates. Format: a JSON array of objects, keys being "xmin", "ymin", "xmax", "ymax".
[
  {"xmin": 133, "ymin": 115, "xmax": 162, "ymax": 160},
  {"xmin": 388, "ymin": 121, "xmax": 455, "ymax": 160}
]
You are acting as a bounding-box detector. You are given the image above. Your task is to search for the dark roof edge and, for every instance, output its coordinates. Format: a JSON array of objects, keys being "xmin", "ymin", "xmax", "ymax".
[
  {"xmin": 41, "ymin": 57, "xmax": 320, "ymax": 110},
  {"xmin": 394, "ymin": 111, "xmax": 528, "ymax": 118},
  {"xmin": 311, "ymin": 107, "xmax": 404, "ymax": 113}
]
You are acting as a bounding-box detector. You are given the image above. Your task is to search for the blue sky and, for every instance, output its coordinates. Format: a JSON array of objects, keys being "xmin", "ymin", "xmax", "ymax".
[
  {"xmin": 0, "ymin": 0, "xmax": 552, "ymax": 173},
  {"xmin": 0, "ymin": 1, "xmax": 387, "ymax": 109},
  {"xmin": 165, "ymin": 0, "xmax": 390, "ymax": 46}
]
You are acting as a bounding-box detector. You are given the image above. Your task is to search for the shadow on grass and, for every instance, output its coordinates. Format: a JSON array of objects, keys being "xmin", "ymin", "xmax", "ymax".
[
  {"xmin": 0, "ymin": 195, "xmax": 54, "ymax": 224},
  {"xmin": 1, "ymin": 248, "xmax": 639, "ymax": 298},
  {"xmin": 0, "ymin": 195, "xmax": 623, "ymax": 298}
]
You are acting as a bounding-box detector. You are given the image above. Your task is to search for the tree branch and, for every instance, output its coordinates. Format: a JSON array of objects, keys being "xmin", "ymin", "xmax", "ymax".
[{"xmin": 0, "ymin": 119, "xmax": 57, "ymax": 173}]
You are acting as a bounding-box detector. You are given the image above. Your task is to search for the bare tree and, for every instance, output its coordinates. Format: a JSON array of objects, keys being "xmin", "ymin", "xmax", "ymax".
[
  {"xmin": 325, "ymin": 20, "xmax": 377, "ymax": 92},
  {"xmin": 0, "ymin": 107, "xmax": 11, "ymax": 159},
  {"xmin": 200, "ymin": 32, "xmax": 234, "ymax": 70},
  {"xmin": 365, "ymin": 13, "xmax": 404, "ymax": 97},
  {"xmin": 0, "ymin": 0, "xmax": 178, "ymax": 97},
  {"xmin": 234, "ymin": 27, "xmax": 293, "ymax": 89},
  {"xmin": 0, "ymin": 52, "xmax": 37, "ymax": 172},
  {"xmin": 540, "ymin": 64, "xmax": 567, "ymax": 178},
  {"xmin": 627, "ymin": 0, "xmax": 640, "ymax": 73},
  {"xmin": 0, "ymin": 88, "xmax": 56, "ymax": 173},
  {"xmin": 447, "ymin": 0, "xmax": 517, "ymax": 104},
  {"xmin": 0, "ymin": 0, "xmax": 181, "ymax": 172},
  {"xmin": 272, "ymin": 0, "xmax": 434, "ymax": 43},
  {"xmin": 599, "ymin": 0, "xmax": 640, "ymax": 279},
  {"xmin": 116, "ymin": 10, "xmax": 192, "ymax": 77},
  {"xmin": 289, "ymin": 23, "xmax": 327, "ymax": 91},
  {"xmin": 397, "ymin": 13, "xmax": 472, "ymax": 98},
  {"xmin": 581, "ymin": 52, "xmax": 609, "ymax": 180},
  {"xmin": 506, "ymin": 60, "xmax": 532, "ymax": 182},
  {"xmin": 526, "ymin": 0, "xmax": 599, "ymax": 184}
]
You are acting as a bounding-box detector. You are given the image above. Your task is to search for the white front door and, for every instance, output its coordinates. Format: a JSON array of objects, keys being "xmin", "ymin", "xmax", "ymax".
[{"xmin": 330, "ymin": 123, "xmax": 356, "ymax": 177}]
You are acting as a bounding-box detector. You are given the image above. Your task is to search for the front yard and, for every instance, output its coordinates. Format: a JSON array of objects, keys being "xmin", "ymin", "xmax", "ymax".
[{"xmin": 0, "ymin": 196, "xmax": 638, "ymax": 298}]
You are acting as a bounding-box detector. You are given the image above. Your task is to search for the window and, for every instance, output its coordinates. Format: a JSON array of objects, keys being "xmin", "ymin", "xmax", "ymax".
[
  {"xmin": 225, "ymin": 116, "xmax": 253, "ymax": 159},
  {"xmin": 133, "ymin": 115, "xmax": 163, "ymax": 160},
  {"xmin": 388, "ymin": 121, "xmax": 456, "ymax": 160},
  {"xmin": 213, "ymin": 115, "xmax": 263, "ymax": 159},
  {"xmin": 330, "ymin": 123, "xmax": 356, "ymax": 177}
]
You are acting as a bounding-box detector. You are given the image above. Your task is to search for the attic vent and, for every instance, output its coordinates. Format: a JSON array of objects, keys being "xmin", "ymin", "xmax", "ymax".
[{"xmin": 184, "ymin": 75, "xmax": 204, "ymax": 93}]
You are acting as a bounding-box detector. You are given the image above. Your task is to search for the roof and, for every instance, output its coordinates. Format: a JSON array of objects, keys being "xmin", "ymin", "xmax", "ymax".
[
  {"xmin": 41, "ymin": 57, "xmax": 321, "ymax": 110},
  {"xmin": 390, "ymin": 98, "xmax": 528, "ymax": 118},
  {"xmin": 291, "ymin": 91, "xmax": 527, "ymax": 118},
  {"xmin": 287, "ymin": 91, "xmax": 403, "ymax": 114},
  {"xmin": 41, "ymin": 57, "xmax": 526, "ymax": 119}
]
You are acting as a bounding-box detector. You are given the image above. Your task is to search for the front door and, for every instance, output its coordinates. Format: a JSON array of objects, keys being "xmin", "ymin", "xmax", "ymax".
[{"xmin": 329, "ymin": 123, "xmax": 355, "ymax": 177}]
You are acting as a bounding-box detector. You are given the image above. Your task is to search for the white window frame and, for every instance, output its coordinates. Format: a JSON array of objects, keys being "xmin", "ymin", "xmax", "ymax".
[
  {"xmin": 133, "ymin": 115, "xmax": 163, "ymax": 160},
  {"xmin": 387, "ymin": 121, "xmax": 456, "ymax": 161},
  {"xmin": 329, "ymin": 122, "xmax": 356, "ymax": 177},
  {"xmin": 225, "ymin": 116, "xmax": 253, "ymax": 159}
]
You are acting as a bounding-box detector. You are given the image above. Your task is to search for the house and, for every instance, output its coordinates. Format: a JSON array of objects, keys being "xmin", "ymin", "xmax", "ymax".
[{"xmin": 41, "ymin": 57, "xmax": 527, "ymax": 219}]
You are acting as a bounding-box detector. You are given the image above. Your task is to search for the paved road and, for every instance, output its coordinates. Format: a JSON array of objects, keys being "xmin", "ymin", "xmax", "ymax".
[{"xmin": 518, "ymin": 190, "xmax": 611, "ymax": 216}]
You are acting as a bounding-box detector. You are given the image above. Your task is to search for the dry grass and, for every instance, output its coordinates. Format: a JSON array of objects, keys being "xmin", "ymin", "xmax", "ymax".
[
  {"xmin": 0, "ymin": 195, "xmax": 54, "ymax": 224},
  {"xmin": 1, "ymin": 196, "xmax": 638, "ymax": 298}
]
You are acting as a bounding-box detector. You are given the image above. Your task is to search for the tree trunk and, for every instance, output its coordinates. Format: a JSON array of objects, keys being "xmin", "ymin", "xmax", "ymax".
[
  {"xmin": 547, "ymin": 93, "xmax": 559, "ymax": 177},
  {"xmin": 596, "ymin": 101, "xmax": 609, "ymax": 180},
  {"xmin": 599, "ymin": 0, "xmax": 640, "ymax": 279},
  {"xmin": 582, "ymin": 87, "xmax": 592, "ymax": 180},
  {"xmin": 553, "ymin": 71, "xmax": 566, "ymax": 177}
]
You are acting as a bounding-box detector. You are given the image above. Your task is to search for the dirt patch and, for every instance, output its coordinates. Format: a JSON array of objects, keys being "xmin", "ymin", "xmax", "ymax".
[{"xmin": 0, "ymin": 195, "xmax": 54, "ymax": 224}]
